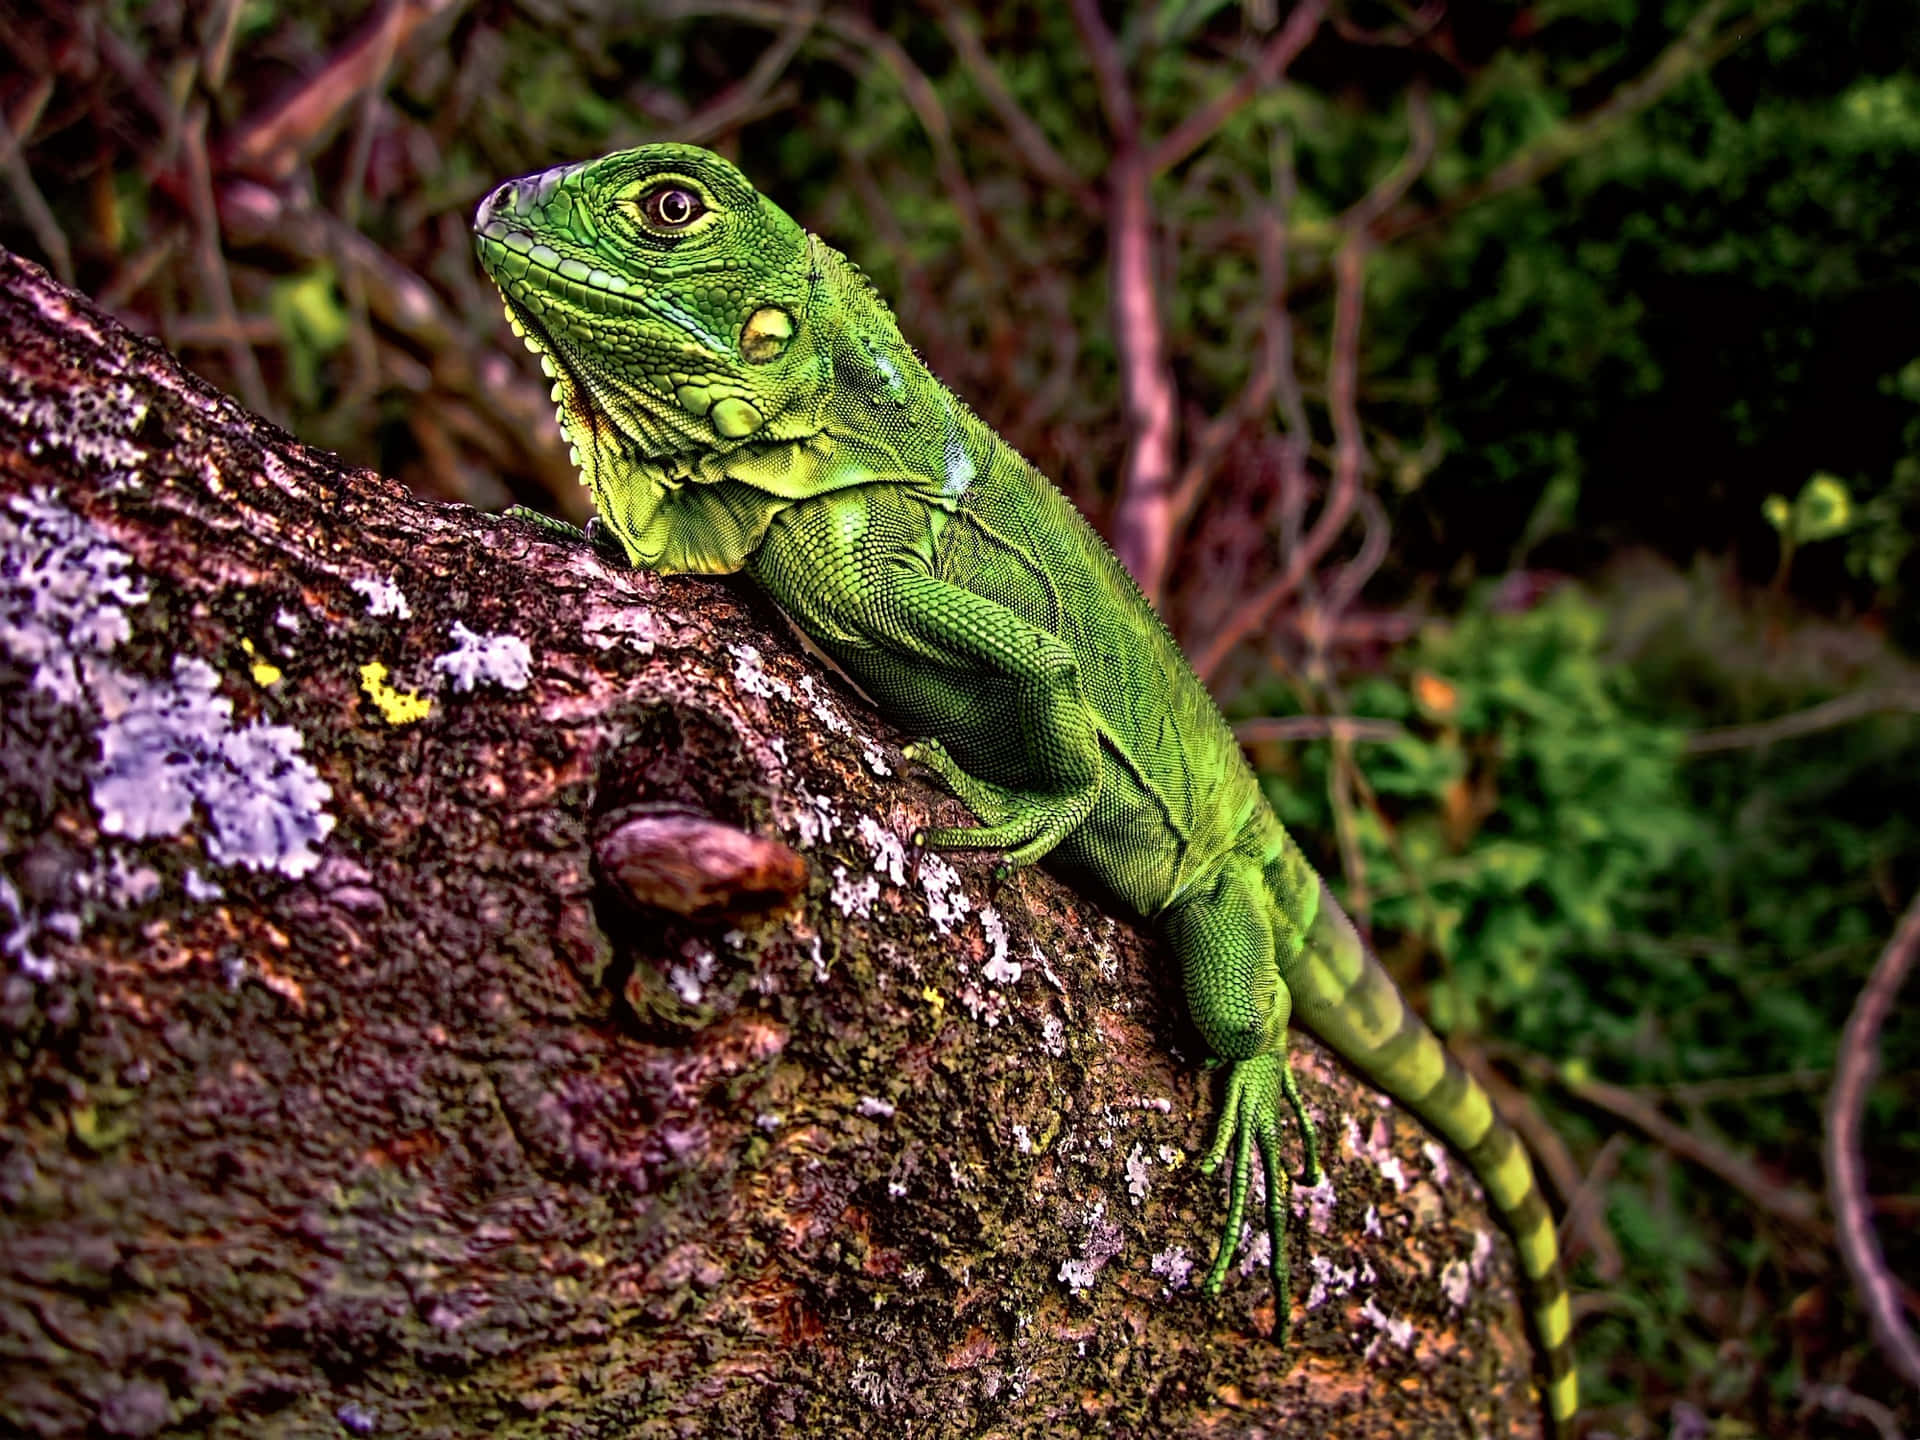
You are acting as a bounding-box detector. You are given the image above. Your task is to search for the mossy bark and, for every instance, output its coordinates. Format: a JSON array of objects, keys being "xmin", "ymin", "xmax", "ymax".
[{"xmin": 0, "ymin": 248, "xmax": 1545, "ymax": 1438}]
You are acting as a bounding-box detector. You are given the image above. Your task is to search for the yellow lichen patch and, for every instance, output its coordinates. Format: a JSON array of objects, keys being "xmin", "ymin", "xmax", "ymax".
[
  {"xmin": 359, "ymin": 661, "xmax": 431, "ymax": 725},
  {"xmin": 921, "ymin": 983, "xmax": 945, "ymax": 1017},
  {"xmin": 240, "ymin": 638, "xmax": 282, "ymax": 687}
]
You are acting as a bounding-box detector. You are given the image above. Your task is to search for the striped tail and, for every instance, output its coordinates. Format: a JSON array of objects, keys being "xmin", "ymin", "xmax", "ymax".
[{"xmin": 1281, "ymin": 877, "xmax": 1577, "ymax": 1435}]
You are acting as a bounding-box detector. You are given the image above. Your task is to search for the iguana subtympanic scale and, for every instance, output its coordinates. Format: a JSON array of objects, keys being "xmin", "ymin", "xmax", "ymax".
[{"xmin": 472, "ymin": 143, "xmax": 1578, "ymax": 1434}]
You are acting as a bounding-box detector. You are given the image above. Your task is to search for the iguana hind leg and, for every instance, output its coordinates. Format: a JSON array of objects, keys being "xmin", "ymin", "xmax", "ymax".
[{"xmin": 1164, "ymin": 857, "xmax": 1313, "ymax": 1341}]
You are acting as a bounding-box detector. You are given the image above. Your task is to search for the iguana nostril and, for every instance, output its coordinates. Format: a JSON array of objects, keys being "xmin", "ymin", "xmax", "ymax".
[{"xmin": 474, "ymin": 182, "xmax": 516, "ymax": 230}]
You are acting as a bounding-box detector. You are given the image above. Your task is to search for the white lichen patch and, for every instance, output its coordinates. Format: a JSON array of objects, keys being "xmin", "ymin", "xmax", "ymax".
[
  {"xmin": 795, "ymin": 674, "xmax": 851, "ymax": 735},
  {"xmin": 1149, "ymin": 1245, "xmax": 1193, "ymax": 1291},
  {"xmin": 0, "ymin": 377, "xmax": 148, "ymax": 474},
  {"xmin": 1, "ymin": 876, "xmax": 56, "ymax": 982},
  {"xmin": 350, "ymin": 574, "xmax": 412, "ymax": 619},
  {"xmin": 93, "ymin": 656, "xmax": 335, "ymax": 877},
  {"xmin": 183, "ymin": 868, "xmax": 225, "ymax": 902},
  {"xmin": 790, "ymin": 786, "xmax": 839, "ymax": 847},
  {"xmin": 1359, "ymin": 1295, "xmax": 1417, "ymax": 1357},
  {"xmin": 1346, "ymin": 1114, "xmax": 1411, "ymax": 1194},
  {"xmin": 1305, "ymin": 1252, "xmax": 1376, "ymax": 1311},
  {"xmin": 856, "ymin": 1096, "xmax": 896, "ymax": 1119},
  {"xmin": 1422, "ymin": 1139, "xmax": 1452, "ymax": 1189},
  {"xmin": 433, "ymin": 620, "xmax": 532, "ymax": 693},
  {"xmin": 1040, "ymin": 1012, "xmax": 1066, "ymax": 1057},
  {"xmin": 667, "ymin": 943, "xmax": 715, "ymax": 1005},
  {"xmin": 0, "ymin": 492, "xmax": 149, "ymax": 704},
  {"xmin": 1234, "ymin": 1226, "xmax": 1273, "ymax": 1280},
  {"xmin": 856, "ymin": 815, "xmax": 909, "ymax": 886},
  {"xmin": 860, "ymin": 740, "xmax": 891, "ymax": 775},
  {"xmin": 829, "ymin": 864, "xmax": 880, "ymax": 920},
  {"xmin": 580, "ymin": 604, "xmax": 658, "ymax": 653},
  {"xmin": 727, "ymin": 642, "xmax": 792, "ymax": 702},
  {"xmin": 1439, "ymin": 1256, "xmax": 1473, "ymax": 1309},
  {"xmin": 1058, "ymin": 1199, "xmax": 1125, "ymax": 1295},
  {"xmin": 1470, "ymin": 1228, "xmax": 1494, "ymax": 1281},
  {"xmin": 918, "ymin": 852, "xmax": 969, "ymax": 936},
  {"xmin": 1292, "ymin": 1172, "xmax": 1338, "ymax": 1234},
  {"xmin": 980, "ymin": 906, "xmax": 1020, "ymax": 984},
  {"xmin": 1125, "ymin": 1144, "xmax": 1151, "ymax": 1205}
]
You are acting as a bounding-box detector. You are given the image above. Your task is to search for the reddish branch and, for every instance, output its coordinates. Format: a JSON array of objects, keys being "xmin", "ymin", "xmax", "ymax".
[
  {"xmin": 931, "ymin": 3, "xmax": 1100, "ymax": 211},
  {"xmin": 1146, "ymin": 0, "xmax": 1326, "ymax": 177},
  {"xmin": 1825, "ymin": 888, "xmax": 1920, "ymax": 1390},
  {"xmin": 1073, "ymin": 0, "xmax": 1328, "ymax": 604},
  {"xmin": 220, "ymin": 0, "xmax": 467, "ymax": 181},
  {"xmin": 1102, "ymin": 152, "xmax": 1182, "ymax": 603},
  {"xmin": 1193, "ymin": 235, "xmax": 1365, "ymax": 684},
  {"xmin": 1192, "ymin": 84, "xmax": 1433, "ymax": 684}
]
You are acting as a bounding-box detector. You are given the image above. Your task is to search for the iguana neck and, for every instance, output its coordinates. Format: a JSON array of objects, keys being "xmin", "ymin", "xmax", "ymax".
[{"xmin": 592, "ymin": 239, "xmax": 994, "ymax": 574}]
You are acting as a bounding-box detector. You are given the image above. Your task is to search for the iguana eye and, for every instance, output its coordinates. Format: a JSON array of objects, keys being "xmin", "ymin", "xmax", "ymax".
[{"xmin": 638, "ymin": 184, "xmax": 705, "ymax": 230}]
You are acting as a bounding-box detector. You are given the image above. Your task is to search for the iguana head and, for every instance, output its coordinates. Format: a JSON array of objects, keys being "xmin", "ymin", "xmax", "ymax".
[{"xmin": 473, "ymin": 144, "xmax": 834, "ymax": 571}]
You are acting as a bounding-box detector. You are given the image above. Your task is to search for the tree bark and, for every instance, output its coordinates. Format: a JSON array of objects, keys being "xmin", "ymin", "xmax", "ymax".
[{"xmin": 0, "ymin": 249, "xmax": 1545, "ymax": 1438}]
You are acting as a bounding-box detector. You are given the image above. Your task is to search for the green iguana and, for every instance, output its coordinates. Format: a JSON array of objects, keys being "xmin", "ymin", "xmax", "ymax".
[{"xmin": 473, "ymin": 144, "xmax": 1578, "ymax": 1433}]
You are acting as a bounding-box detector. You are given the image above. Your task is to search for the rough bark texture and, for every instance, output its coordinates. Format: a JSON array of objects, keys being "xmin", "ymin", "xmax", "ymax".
[{"xmin": 0, "ymin": 249, "xmax": 1543, "ymax": 1438}]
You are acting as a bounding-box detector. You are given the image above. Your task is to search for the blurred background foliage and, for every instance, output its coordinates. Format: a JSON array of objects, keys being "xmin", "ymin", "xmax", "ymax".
[{"xmin": 2, "ymin": 0, "xmax": 1916, "ymax": 1433}]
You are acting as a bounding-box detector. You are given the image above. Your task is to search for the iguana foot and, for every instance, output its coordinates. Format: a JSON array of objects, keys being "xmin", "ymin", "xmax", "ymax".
[
  {"xmin": 1199, "ymin": 1052, "xmax": 1296, "ymax": 1343},
  {"xmin": 905, "ymin": 736, "xmax": 1095, "ymax": 869},
  {"xmin": 506, "ymin": 507, "xmax": 631, "ymax": 564}
]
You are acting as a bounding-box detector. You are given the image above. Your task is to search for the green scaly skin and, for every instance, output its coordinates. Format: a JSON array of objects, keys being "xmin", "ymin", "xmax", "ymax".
[{"xmin": 473, "ymin": 145, "xmax": 1578, "ymax": 1433}]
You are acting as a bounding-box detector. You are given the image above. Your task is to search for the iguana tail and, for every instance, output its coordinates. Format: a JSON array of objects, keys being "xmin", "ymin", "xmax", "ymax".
[{"xmin": 1281, "ymin": 877, "xmax": 1578, "ymax": 1435}]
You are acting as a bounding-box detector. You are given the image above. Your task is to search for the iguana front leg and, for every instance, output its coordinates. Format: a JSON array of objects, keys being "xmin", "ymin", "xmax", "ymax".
[{"xmin": 750, "ymin": 498, "xmax": 1101, "ymax": 870}]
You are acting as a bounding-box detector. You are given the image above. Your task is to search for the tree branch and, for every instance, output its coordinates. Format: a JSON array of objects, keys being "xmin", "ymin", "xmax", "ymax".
[
  {"xmin": 0, "ymin": 246, "xmax": 1551, "ymax": 1439},
  {"xmin": 1146, "ymin": 0, "xmax": 1326, "ymax": 177},
  {"xmin": 1824, "ymin": 888, "xmax": 1920, "ymax": 1390},
  {"xmin": 1193, "ymin": 233, "xmax": 1368, "ymax": 684},
  {"xmin": 931, "ymin": 1, "xmax": 1100, "ymax": 211},
  {"xmin": 1684, "ymin": 686, "xmax": 1920, "ymax": 754}
]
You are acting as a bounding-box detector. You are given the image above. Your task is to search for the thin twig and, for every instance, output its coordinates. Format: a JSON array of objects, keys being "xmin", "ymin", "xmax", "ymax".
[
  {"xmin": 1797, "ymin": 1385, "xmax": 1906, "ymax": 1440},
  {"xmin": 1556, "ymin": 1131, "xmax": 1630, "ymax": 1282},
  {"xmin": 1193, "ymin": 233, "xmax": 1367, "ymax": 683},
  {"xmin": 1530, "ymin": 1058, "xmax": 1827, "ymax": 1238},
  {"xmin": 1373, "ymin": 0, "xmax": 1799, "ymax": 245},
  {"xmin": 931, "ymin": 1, "xmax": 1098, "ymax": 211},
  {"xmin": 181, "ymin": 104, "xmax": 272, "ymax": 419},
  {"xmin": 1634, "ymin": 1068, "xmax": 1831, "ymax": 1105},
  {"xmin": 1146, "ymin": 0, "xmax": 1326, "ymax": 176},
  {"xmin": 200, "ymin": 0, "xmax": 246, "ymax": 93},
  {"xmin": 221, "ymin": 0, "xmax": 469, "ymax": 180},
  {"xmin": 1167, "ymin": 160, "xmax": 1291, "ymax": 528},
  {"xmin": 1191, "ymin": 78, "xmax": 1437, "ymax": 684},
  {"xmin": 1684, "ymin": 686, "xmax": 1920, "ymax": 754},
  {"xmin": 1824, "ymin": 888, "xmax": 1920, "ymax": 1390},
  {"xmin": 677, "ymin": 0, "xmax": 816, "ymax": 145},
  {"xmin": 1332, "ymin": 79, "xmax": 1436, "ymax": 237},
  {"xmin": 1232, "ymin": 715, "xmax": 1407, "ymax": 744},
  {"xmin": 1069, "ymin": 0, "xmax": 1138, "ymax": 142},
  {"xmin": 0, "ymin": 77, "xmax": 73, "ymax": 284}
]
